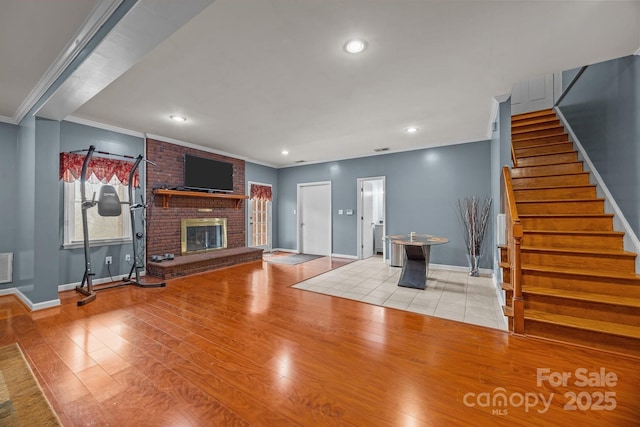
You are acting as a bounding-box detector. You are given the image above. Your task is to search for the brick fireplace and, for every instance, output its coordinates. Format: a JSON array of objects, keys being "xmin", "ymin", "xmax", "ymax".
[{"xmin": 145, "ymin": 138, "xmax": 261, "ymax": 278}]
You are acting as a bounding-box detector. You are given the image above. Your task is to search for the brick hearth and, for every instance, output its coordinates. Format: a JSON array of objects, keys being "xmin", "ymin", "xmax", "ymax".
[{"xmin": 147, "ymin": 247, "xmax": 263, "ymax": 279}]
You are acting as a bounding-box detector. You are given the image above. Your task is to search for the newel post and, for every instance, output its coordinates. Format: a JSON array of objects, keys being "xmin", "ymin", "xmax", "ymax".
[{"xmin": 512, "ymin": 221, "xmax": 524, "ymax": 334}]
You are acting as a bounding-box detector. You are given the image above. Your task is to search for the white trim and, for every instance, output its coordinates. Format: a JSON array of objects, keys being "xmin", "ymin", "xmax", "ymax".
[
  {"xmin": 555, "ymin": 106, "xmax": 640, "ymax": 272},
  {"xmin": 331, "ymin": 253, "xmax": 358, "ymax": 260},
  {"xmin": 247, "ymin": 181, "xmax": 273, "ymax": 251},
  {"xmin": 296, "ymin": 181, "xmax": 332, "ymax": 255},
  {"xmin": 58, "ymin": 272, "xmax": 145, "ymax": 292},
  {"xmin": 490, "ymin": 94, "xmax": 510, "ymax": 137},
  {"xmin": 634, "ymin": 47, "xmax": 640, "ymax": 56},
  {"xmin": 14, "ymin": 0, "xmax": 124, "ymax": 123},
  {"xmin": 271, "ymin": 248, "xmax": 297, "ymax": 254},
  {"xmin": 493, "ymin": 274, "xmax": 505, "ymax": 305},
  {"xmin": 146, "ymin": 133, "xmax": 247, "ymax": 161},
  {"xmin": 429, "ymin": 263, "xmax": 494, "ymax": 276},
  {"xmin": 0, "ymin": 115, "xmax": 15, "ymax": 125},
  {"xmin": 0, "ymin": 287, "xmax": 61, "ymax": 311},
  {"xmin": 356, "ymin": 176, "xmax": 386, "ymax": 260},
  {"xmin": 145, "ymin": 133, "xmax": 279, "ymax": 168},
  {"xmin": 65, "ymin": 115, "xmax": 145, "ymax": 138},
  {"xmin": 280, "ymin": 135, "xmax": 490, "ymax": 169}
]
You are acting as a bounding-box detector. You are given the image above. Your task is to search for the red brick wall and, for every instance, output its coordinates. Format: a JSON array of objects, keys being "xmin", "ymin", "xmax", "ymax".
[{"xmin": 145, "ymin": 138, "xmax": 246, "ymax": 257}]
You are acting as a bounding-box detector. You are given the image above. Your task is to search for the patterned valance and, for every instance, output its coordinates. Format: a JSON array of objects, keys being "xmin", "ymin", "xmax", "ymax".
[
  {"xmin": 59, "ymin": 152, "xmax": 139, "ymax": 186},
  {"xmin": 250, "ymin": 184, "xmax": 272, "ymax": 201}
]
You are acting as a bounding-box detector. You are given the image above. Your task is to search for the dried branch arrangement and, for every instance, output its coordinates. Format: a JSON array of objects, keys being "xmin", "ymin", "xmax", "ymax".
[{"xmin": 457, "ymin": 196, "xmax": 492, "ymax": 260}]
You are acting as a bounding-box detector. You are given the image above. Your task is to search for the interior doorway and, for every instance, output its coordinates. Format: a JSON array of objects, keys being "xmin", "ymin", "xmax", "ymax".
[
  {"xmin": 247, "ymin": 182, "xmax": 273, "ymax": 252},
  {"xmin": 297, "ymin": 181, "xmax": 332, "ymax": 256},
  {"xmin": 356, "ymin": 177, "xmax": 385, "ymax": 260}
]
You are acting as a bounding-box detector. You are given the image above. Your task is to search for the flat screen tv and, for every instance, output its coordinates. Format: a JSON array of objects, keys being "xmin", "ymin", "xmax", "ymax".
[{"xmin": 183, "ymin": 154, "xmax": 234, "ymax": 193}]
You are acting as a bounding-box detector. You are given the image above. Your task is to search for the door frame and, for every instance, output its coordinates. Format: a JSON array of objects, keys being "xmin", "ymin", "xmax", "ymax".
[
  {"xmin": 246, "ymin": 181, "xmax": 273, "ymax": 251},
  {"xmin": 356, "ymin": 176, "xmax": 386, "ymax": 260},
  {"xmin": 296, "ymin": 181, "xmax": 332, "ymax": 255}
]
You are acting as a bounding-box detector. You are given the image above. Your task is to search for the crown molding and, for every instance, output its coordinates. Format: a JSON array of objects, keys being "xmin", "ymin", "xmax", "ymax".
[
  {"xmin": 65, "ymin": 115, "xmax": 145, "ymax": 138},
  {"xmin": 0, "ymin": 115, "xmax": 16, "ymax": 125}
]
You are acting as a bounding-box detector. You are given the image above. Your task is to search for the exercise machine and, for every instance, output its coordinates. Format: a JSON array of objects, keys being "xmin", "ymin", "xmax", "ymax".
[{"xmin": 72, "ymin": 145, "xmax": 165, "ymax": 306}]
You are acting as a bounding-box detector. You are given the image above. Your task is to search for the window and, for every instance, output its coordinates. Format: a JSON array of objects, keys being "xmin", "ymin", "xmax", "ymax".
[
  {"xmin": 60, "ymin": 151, "xmax": 139, "ymax": 247},
  {"xmin": 251, "ymin": 197, "xmax": 270, "ymax": 247},
  {"xmin": 63, "ymin": 175, "xmax": 131, "ymax": 246},
  {"xmin": 248, "ymin": 183, "xmax": 272, "ymax": 250}
]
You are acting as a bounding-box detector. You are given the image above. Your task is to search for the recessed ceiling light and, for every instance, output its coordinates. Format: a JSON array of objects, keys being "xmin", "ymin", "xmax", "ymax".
[
  {"xmin": 169, "ymin": 115, "xmax": 187, "ymax": 122},
  {"xmin": 281, "ymin": 150, "xmax": 289, "ymax": 156},
  {"xmin": 344, "ymin": 39, "xmax": 367, "ymax": 54},
  {"xmin": 405, "ymin": 127, "xmax": 419, "ymax": 134}
]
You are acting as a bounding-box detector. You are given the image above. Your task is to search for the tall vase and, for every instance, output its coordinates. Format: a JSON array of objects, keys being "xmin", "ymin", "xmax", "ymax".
[{"xmin": 466, "ymin": 254, "xmax": 480, "ymax": 277}]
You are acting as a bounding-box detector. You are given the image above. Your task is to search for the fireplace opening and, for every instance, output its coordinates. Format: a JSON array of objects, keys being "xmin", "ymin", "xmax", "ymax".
[{"xmin": 181, "ymin": 218, "xmax": 227, "ymax": 255}]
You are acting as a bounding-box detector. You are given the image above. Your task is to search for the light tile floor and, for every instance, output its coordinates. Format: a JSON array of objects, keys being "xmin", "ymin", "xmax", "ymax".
[{"xmin": 293, "ymin": 255, "xmax": 508, "ymax": 331}]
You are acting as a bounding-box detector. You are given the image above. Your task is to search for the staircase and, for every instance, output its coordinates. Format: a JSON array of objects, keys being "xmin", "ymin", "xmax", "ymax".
[{"xmin": 501, "ymin": 108, "xmax": 640, "ymax": 357}]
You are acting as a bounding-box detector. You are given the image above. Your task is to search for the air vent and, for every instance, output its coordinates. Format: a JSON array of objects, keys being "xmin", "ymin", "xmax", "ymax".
[
  {"xmin": 374, "ymin": 147, "xmax": 390, "ymax": 152},
  {"xmin": 497, "ymin": 214, "xmax": 506, "ymax": 246},
  {"xmin": 294, "ymin": 160, "xmax": 306, "ymax": 163},
  {"xmin": 0, "ymin": 253, "xmax": 13, "ymax": 284}
]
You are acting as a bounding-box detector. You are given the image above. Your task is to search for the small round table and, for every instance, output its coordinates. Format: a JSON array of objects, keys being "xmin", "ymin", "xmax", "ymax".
[{"xmin": 386, "ymin": 234, "xmax": 449, "ymax": 289}]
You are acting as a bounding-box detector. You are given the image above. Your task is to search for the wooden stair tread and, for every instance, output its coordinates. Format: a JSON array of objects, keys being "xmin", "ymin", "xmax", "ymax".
[
  {"xmin": 519, "ymin": 213, "xmax": 613, "ymax": 218},
  {"xmin": 521, "ymin": 246, "xmax": 636, "ymax": 258},
  {"xmin": 517, "ymin": 197, "xmax": 605, "ymax": 204},
  {"xmin": 502, "ymin": 306, "xmax": 514, "ymax": 317},
  {"xmin": 522, "ymin": 264, "xmax": 640, "ymax": 281},
  {"xmin": 511, "ymin": 109, "xmax": 554, "ymax": 121},
  {"xmin": 512, "ymin": 124, "xmax": 564, "ymax": 135},
  {"xmin": 525, "ymin": 310, "xmax": 640, "ymax": 339},
  {"xmin": 513, "ymin": 141, "xmax": 570, "ymax": 150},
  {"xmin": 511, "ymin": 116, "xmax": 559, "ymax": 127},
  {"xmin": 524, "ymin": 287, "xmax": 640, "ymax": 308},
  {"xmin": 501, "ymin": 282, "xmax": 513, "ymax": 291},
  {"xmin": 515, "ymin": 149, "xmax": 576, "ymax": 159},
  {"xmin": 514, "ymin": 161, "xmax": 582, "ymax": 169},
  {"xmin": 522, "ymin": 230, "xmax": 624, "ymax": 237},
  {"xmin": 513, "ymin": 131, "xmax": 566, "ymax": 142},
  {"xmin": 513, "ymin": 183, "xmax": 593, "ymax": 191}
]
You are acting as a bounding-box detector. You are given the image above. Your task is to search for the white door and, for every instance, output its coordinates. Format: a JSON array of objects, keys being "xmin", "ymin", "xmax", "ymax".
[
  {"xmin": 511, "ymin": 74, "xmax": 554, "ymax": 115},
  {"xmin": 298, "ymin": 182, "xmax": 331, "ymax": 256},
  {"xmin": 361, "ymin": 181, "xmax": 374, "ymax": 258},
  {"xmin": 357, "ymin": 177, "xmax": 385, "ymax": 260}
]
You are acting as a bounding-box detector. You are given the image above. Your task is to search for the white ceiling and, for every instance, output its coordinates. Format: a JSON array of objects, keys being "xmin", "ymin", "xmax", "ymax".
[{"xmin": 2, "ymin": 1, "xmax": 639, "ymax": 167}]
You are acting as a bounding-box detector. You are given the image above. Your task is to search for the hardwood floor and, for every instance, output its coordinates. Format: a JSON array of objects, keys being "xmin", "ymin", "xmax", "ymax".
[{"xmin": 1, "ymin": 257, "xmax": 639, "ymax": 426}]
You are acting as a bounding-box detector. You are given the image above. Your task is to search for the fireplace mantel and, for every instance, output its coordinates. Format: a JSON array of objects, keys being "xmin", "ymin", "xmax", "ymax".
[{"xmin": 153, "ymin": 189, "xmax": 248, "ymax": 209}]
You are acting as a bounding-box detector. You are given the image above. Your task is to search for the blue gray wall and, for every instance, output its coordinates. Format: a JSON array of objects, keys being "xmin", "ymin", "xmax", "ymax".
[
  {"xmin": 278, "ymin": 141, "xmax": 493, "ymax": 268},
  {"xmin": 0, "ymin": 122, "xmax": 18, "ymax": 291},
  {"xmin": 13, "ymin": 117, "xmax": 60, "ymax": 304},
  {"xmin": 558, "ymin": 55, "xmax": 640, "ymax": 237},
  {"xmin": 490, "ymin": 99, "xmax": 512, "ymax": 283},
  {"xmin": 246, "ymin": 162, "xmax": 279, "ymax": 248},
  {"xmin": 59, "ymin": 121, "xmax": 145, "ymax": 287}
]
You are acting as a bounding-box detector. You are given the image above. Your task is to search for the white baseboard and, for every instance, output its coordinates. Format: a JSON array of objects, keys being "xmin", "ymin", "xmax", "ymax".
[
  {"xmin": 429, "ymin": 263, "xmax": 494, "ymax": 277},
  {"xmin": 271, "ymin": 248, "xmax": 298, "ymax": 254},
  {"xmin": 0, "ymin": 287, "xmax": 60, "ymax": 311},
  {"xmin": 331, "ymin": 253, "xmax": 358, "ymax": 260},
  {"xmin": 59, "ymin": 272, "xmax": 147, "ymax": 292}
]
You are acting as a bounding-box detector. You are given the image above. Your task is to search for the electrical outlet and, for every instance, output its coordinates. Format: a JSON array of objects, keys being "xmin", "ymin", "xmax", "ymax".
[
  {"xmin": 125, "ymin": 254, "xmax": 131, "ymax": 262},
  {"xmin": 105, "ymin": 256, "xmax": 112, "ymax": 265}
]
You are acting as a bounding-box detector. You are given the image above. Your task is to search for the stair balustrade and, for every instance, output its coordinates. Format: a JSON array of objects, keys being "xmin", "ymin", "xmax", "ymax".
[{"xmin": 503, "ymin": 166, "xmax": 524, "ymax": 333}]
